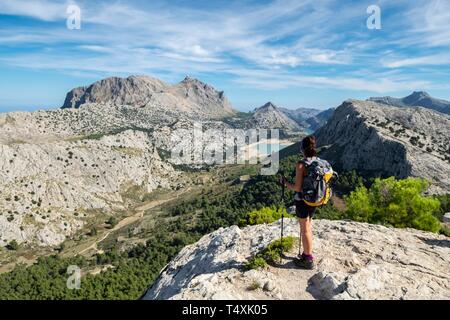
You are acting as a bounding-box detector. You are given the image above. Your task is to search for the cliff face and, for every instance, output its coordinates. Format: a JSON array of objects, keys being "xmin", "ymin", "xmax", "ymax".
[
  {"xmin": 142, "ymin": 219, "xmax": 450, "ymax": 300},
  {"xmin": 62, "ymin": 76, "xmax": 168, "ymax": 109},
  {"xmin": 315, "ymin": 100, "xmax": 450, "ymax": 193}
]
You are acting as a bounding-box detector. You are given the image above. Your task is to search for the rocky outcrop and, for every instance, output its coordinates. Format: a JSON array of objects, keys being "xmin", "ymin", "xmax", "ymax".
[
  {"xmin": 368, "ymin": 91, "xmax": 450, "ymax": 115},
  {"xmin": 246, "ymin": 102, "xmax": 302, "ymax": 132},
  {"xmin": 142, "ymin": 219, "xmax": 450, "ymax": 300},
  {"xmin": 315, "ymin": 100, "xmax": 450, "ymax": 193},
  {"xmin": 62, "ymin": 75, "xmax": 236, "ymax": 120}
]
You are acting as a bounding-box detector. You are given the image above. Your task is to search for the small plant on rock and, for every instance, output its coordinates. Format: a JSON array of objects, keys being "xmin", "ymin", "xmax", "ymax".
[
  {"xmin": 245, "ymin": 236, "xmax": 297, "ymax": 270},
  {"xmin": 6, "ymin": 240, "xmax": 19, "ymax": 251},
  {"xmin": 247, "ymin": 280, "xmax": 261, "ymax": 291}
]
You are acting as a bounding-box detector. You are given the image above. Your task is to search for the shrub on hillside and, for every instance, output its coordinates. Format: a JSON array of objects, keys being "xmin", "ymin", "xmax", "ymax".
[
  {"xmin": 242, "ymin": 206, "xmax": 293, "ymax": 226},
  {"xmin": 6, "ymin": 240, "xmax": 19, "ymax": 251},
  {"xmin": 345, "ymin": 177, "xmax": 441, "ymax": 233},
  {"xmin": 333, "ymin": 170, "xmax": 368, "ymax": 194},
  {"xmin": 106, "ymin": 217, "xmax": 118, "ymax": 228},
  {"xmin": 440, "ymin": 225, "xmax": 450, "ymax": 237},
  {"xmin": 435, "ymin": 194, "xmax": 450, "ymax": 217},
  {"xmin": 316, "ymin": 203, "xmax": 345, "ymax": 220}
]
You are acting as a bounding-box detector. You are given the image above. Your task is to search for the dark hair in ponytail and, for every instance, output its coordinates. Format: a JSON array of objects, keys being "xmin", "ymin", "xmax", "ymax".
[{"xmin": 301, "ymin": 135, "xmax": 317, "ymax": 157}]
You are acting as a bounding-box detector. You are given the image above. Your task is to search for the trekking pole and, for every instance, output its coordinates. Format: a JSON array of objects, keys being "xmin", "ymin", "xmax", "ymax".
[{"xmin": 280, "ymin": 173, "xmax": 285, "ymax": 263}]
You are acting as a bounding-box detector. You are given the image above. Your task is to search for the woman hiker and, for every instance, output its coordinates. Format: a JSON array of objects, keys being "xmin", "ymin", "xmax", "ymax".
[{"xmin": 280, "ymin": 135, "xmax": 318, "ymax": 270}]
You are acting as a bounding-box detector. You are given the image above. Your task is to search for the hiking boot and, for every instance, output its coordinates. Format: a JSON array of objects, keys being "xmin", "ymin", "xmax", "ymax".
[{"xmin": 294, "ymin": 256, "xmax": 315, "ymax": 270}]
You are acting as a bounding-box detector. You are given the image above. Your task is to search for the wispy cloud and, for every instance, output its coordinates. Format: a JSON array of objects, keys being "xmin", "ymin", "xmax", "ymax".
[
  {"xmin": 381, "ymin": 54, "xmax": 450, "ymax": 68},
  {"xmin": 0, "ymin": 0, "xmax": 449, "ymax": 106},
  {"xmin": 0, "ymin": 0, "xmax": 67, "ymax": 21},
  {"xmin": 228, "ymin": 68, "xmax": 431, "ymax": 93}
]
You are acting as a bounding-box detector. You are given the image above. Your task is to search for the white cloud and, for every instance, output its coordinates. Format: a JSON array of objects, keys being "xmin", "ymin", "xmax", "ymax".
[
  {"xmin": 0, "ymin": 0, "xmax": 67, "ymax": 21},
  {"xmin": 228, "ymin": 68, "xmax": 431, "ymax": 93},
  {"xmin": 397, "ymin": 0, "xmax": 450, "ymax": 47},
  {"xmin": 0, "ymin": 0, "xmax": 448, "ymax": 97},
  {"xmin": 0, "ymin": 0, "xmax": 357, "ymax": 69},
  {"xmin": 382, "ymin": 54, "xmax": 450, "ymax": 68}
]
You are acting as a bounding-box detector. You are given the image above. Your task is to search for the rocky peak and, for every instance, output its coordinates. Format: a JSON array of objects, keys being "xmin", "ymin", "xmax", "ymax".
[
  {"xmin": 368, "ymin": 91, "xmax": 450, "ymax": 115},
  {"xmin": 61, "ymin": 75, "xmax": 236, "ymax": 119},
  {"xmin": 247, "ymin": 102, "xmax": 301, "ymax": 131},
  {"xmin": 142, "ymin": 219, "xmax": 450, "ymax": 300},
  {"xmin": 180, "ymin": 75, "xmax": 204, "ymax": 85},
  {"xmin": 403, "ymin": 91, "xmax": 431, "ymax": 105},
  {"xmin": 408, "ymin": 91, "xmax": 431, "ymax": 99},
  {"xmin": 257, "ymin": 101, "xmax": 277, "ymax": 111}
]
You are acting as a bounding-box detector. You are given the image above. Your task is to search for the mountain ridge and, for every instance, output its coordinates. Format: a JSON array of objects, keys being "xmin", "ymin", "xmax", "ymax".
[
  {"xmin": 315, "ymin": 99, "xmax": 450, "ymax": 193},
  {"xmin": 368, "ymin": 91, "xmax": 450, "ymax": 115},
  {"xmin": 61, "ymin": 75, "xmax": 333, "ymax": 133}
]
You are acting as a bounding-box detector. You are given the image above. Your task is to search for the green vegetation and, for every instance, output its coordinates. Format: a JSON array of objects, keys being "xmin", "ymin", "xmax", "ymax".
[
  {"xmin": 6, "ymin": 240, "xmax": 19, "ymax": 251},
  {"xmin": 0, "ymin": 225, "xmax": 197, "ymax": 300},
  {"xmin": 345, "ymin": 177, "xmax": 441, "ymax": 232},
  {"xmin": 247, "ymin": 280, "xmax": 261, "ymax": 291},
  {"xmin": 106, "ymin": 217, "xmax": 118, "ymax": 229},
  {"xmin": 435, "ymin": 194, "xmax": 450, "ymax": 217},
  {"xmin": 0, "ymin": 157, "xmax": 301, "ymax": 300},
  {"xmin": 89, "ymin": 227, "xmax": 98, "ymax": 236},
  {"xmin": 441, "ymin": 225, "xmax": 450, "ymax": 237},
  {"xmin": 221, "ymin": 111, "xmax": 253, "ymax": 127},
  {"xmin": 112, "ymin": 146, "xmax": 143, "ymax": 156},
  {"xmin": 243, "ymin": 206, "xmax": 293, "ymax": 226},
  {"xmin": 244, "ymin": 256, "xmax": 268, "ymax": 270},
  {"xmin": 82, "ymin": 132, "xmax": 107, "ymax": 140},
  {"xmin": 245, "ymin": 236, "xmax": 297, "ymax": 270},
  {"xmin": 333, "ymin": 170, "xmax": 372, "ymax": 195},
  {"xmin": 316, "ymin": 202, "xmax": 345, "ymax": 220},
  {"xmin": 1, "ymin": 154, "xmax": 448, "ymax": 300}
]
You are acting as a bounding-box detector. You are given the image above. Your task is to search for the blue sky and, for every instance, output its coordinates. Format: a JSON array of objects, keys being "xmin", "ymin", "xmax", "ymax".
[{"xmin": 0, "ymin": 0, "xmax": 450, "ymax": 112}]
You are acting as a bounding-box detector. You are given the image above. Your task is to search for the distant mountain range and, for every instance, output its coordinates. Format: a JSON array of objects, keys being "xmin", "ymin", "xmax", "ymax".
[
  {"xmin": 2, "ymin": 73, "xmax": 450, "ymax": 249},
  {"xmin": 368, "ymin": 91, "xmax": 450, "ymax": 115},
  {"xmin": 247, "ymin": 102, "xmax": 333, "ymax": 133},
  {"xmin": 62, "ymin": 75, "xmax": 333, "ymax": 134}
]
